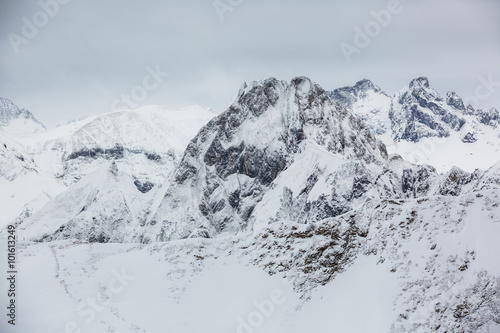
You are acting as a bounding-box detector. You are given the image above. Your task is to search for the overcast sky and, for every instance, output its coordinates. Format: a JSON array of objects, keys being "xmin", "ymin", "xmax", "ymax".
[{"xmin": 1, "ymin": 0, "xmax": 499, "ymax": 128}]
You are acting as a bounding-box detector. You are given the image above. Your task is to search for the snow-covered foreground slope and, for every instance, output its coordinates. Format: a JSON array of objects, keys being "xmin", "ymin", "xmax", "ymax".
[{"xmin": 3, "ymin": 190, "xmax": 500, "ymax": 333}]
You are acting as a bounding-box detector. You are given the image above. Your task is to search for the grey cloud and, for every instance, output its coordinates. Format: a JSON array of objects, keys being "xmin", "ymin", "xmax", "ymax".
[{"xmin": 0, "ymin": 0, "xmax": 499, "ymax": 127}]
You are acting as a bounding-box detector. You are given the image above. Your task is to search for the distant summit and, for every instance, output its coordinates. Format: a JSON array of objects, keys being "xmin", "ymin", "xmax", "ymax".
[
  {"xmin": 329, "ymin": 77, "xmax": 500, "ymax": 172},
  {"xmin": 0, "ymin": 97, "xmax": 46, "ymax": 137}
]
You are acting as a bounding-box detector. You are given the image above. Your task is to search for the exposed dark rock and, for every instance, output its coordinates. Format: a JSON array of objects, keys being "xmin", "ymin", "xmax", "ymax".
[
  {"xmin": 437, "ymin": 167, "xmax": 476, "ymax": 196},
  {"xmin": 134, "ymin": 180, "xmax": 155, "ymax": 193},
  {"xmin": 66, "ymin": 145, "xmax": 125, "ymax": 161},
  {"xmin": 475, "ymin": 108, "xmax": 500, "ymax": 127},
  {"xmin": 462, "ymin": 132, "xmax": 477, "ymax": 143},
  {"xmin": 446, "ymin": 91, "xmax": 466, "ymax": 112},
  {"xmin": 401, "ymin": 165, "xmax": 435, "ymax": 198}
]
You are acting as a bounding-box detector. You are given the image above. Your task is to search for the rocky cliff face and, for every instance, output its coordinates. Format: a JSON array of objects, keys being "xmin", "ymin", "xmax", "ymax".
[
  {"xmin": 390, "ymin": 77, "xmax": 466, "ymax": 142},
  {"xmin": 330, "ymin": 77, "xmax": 500, "ymax": 172},
  {"xmin": 331, "ymin": 77, "xmax": 474, "ymax": 143},
  {"xmin": 396, "ymin": 158, "xmax": 500, "ymax": 198},
  {"xmin": 143, "ymin": 77, "xmax": 400, "ymax": 242}
]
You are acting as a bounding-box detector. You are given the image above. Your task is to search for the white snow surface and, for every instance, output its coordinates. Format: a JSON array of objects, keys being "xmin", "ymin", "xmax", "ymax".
[
  {"xmin": 2, "ymin": 190, "xmax": 500, "ymax": 333},
  {"xmin": 0, "ymin": 105, "xmax": 216, "ymax": 230},
  {"xmin": 386, "ymin": 131, "xmax": 500, "ymax": 173}
]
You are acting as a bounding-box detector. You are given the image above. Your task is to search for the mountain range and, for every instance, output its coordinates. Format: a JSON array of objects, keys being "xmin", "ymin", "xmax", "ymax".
[
  {"xmin": 330, "ymin": 77, "xmax": 500, "ymax": 172},
  {"xmin": 1, "ymin": 78, "xmax": 499, "ymax": 333}
]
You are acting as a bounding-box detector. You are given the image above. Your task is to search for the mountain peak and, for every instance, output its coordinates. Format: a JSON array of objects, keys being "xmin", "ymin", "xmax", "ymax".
[
  {"xmin": 147, "ymin": 76, "xmax": 391, "ymax": 241},
  {"xmin": 353, "ymin": 79, "xmax": 379, "ymax": 92},
  {"xmin": 228, "ymin": 76, "xmax": 387, "ymax": 164},
  {"xmin": 0, "ymin": 97, "xmax": 46, "ymax": 137},
  {"xmin": 409, "ymin": 77, "xmax": 430, "ymax": 89},
  {"xmin": 446, "ymin": 91, "xmax": 466, "ymax": 112},
  {"xmin": 290, "ymin": 76, "xmax": 314, "ymax": 93}
]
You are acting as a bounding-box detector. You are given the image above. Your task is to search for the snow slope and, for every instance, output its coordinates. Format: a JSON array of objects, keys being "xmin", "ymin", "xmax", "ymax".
[
  {"xmin": 3, "ymin": 190, "xmax": 500, "ymax": 333},
  {"xmin": 18, "ymin": 162, "xmax": 155, "ymax": 243},
  {"xmin": 0, "ymin": 133, "xmax": 64, "ymax": 231}
]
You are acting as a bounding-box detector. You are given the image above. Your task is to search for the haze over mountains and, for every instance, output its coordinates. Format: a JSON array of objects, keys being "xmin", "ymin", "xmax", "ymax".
[{"xmin": 1, "ymin": 78, "xmax": 499, "ymax": 333}]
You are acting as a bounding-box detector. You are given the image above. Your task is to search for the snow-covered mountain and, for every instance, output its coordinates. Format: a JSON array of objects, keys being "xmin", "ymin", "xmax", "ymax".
[
  {"xmin": 18, "ymin": 105, "xmax": 217, "ymax": 186},
  {"xmin": 0, "ymin": 97, "xmax": 46, "ymax": 137},
  {"xmin": 19, "ymin": 161, "xmax": 154, "ymax": 243},
  {"xmin": 20, "ymin": 77, "xmax": 403, "ymax": 242},
  {"xmin": 0, "ymin": 132, "xmax": 64, "ymax": 231},
  {"xmin": 1, "ymin": 105, "xmax": 216, "ymax": 231},
  {"xmin": 18, "ymin": 77, "xmax": 500, "ymax": 245},
  {"xmin": 146, "ymin": 77, "xmax": 398, "ymax": 242},
  {"xmin": 330, "ymin": 78, "xmax": 500, "ymax": 172},
  {"xmin": 2, "ymin": 77, "xmax": 500, "ymax": 333}
]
